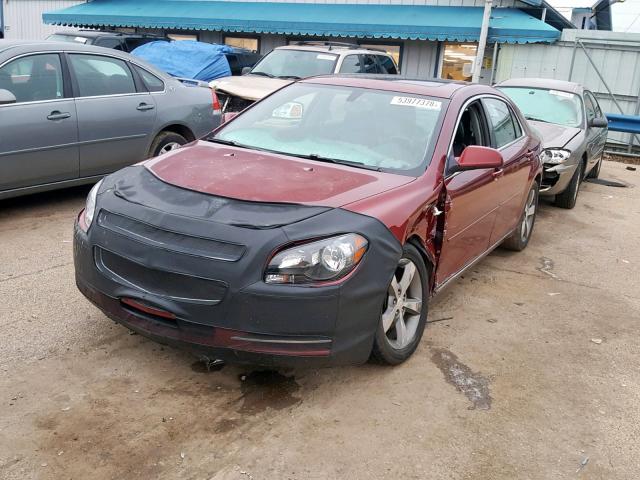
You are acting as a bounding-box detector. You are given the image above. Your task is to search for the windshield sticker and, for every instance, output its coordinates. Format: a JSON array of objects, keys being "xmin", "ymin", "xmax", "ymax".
[
  {"xmin": 272, "ymin": 102, "xmax": 304, "ymax": 120},
  {"xmin": 391, "ymin": 96, "xmax": 442, "ymax": 110},
  {"xmin": 316, "ymin": 54, "xmax": 336, "ymax": 61},
  {"xmin": 549, "ymin": 90, "xmax": 574, "ymax": 99},
  {"xmin": 74, "ymin": 37, "xmax": 88, "ymax": 44}
]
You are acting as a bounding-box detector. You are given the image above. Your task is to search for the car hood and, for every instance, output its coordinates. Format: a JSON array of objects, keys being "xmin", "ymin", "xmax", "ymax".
[
  {"xmin": 529, "ymin": 120, "xmax": 582, "ymax": 149},
  {"xmin": 145, "ymin": 141, "xmax": 415, "ymax": 208},
  {"xmin": 209, "ymin": 75, "xmax": 293, "ymax": 101}
]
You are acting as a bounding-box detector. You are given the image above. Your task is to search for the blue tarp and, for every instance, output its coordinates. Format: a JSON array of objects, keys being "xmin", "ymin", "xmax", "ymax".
[
  {"xmin": 132, "ymin": 41, "xmax": 232, "ymax": 82},
  {"xmin": 43, "ymin": 0, "xmax": 560, "ymax": 44}
]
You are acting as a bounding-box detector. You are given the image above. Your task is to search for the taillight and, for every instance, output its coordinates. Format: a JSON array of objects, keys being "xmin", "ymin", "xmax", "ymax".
[{"xmin": 211, "ymin": 89, "xmax": 221, "ymax": 115}]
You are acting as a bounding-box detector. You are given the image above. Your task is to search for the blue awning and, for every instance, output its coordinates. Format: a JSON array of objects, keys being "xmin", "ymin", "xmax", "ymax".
[{"xmin": 43, "ymin": 0, "xmax": 560, "ymax": 44}]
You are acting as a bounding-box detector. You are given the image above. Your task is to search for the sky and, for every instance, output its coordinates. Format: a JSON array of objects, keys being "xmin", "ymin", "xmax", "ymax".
[{"xmin": 547, "ymin": 0, "xmax": 640, "ymax": 32}]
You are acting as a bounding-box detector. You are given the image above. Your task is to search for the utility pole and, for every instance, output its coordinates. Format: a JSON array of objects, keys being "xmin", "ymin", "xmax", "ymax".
[{"xmin": 472, "ymin": 0, "xmax": 493, "ymax": 84}]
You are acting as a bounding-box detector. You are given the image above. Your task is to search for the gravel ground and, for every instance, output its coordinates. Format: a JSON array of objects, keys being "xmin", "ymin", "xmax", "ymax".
[{"xmin": 0, "ymin": 161, "xmax": 639, "ymax": 479}]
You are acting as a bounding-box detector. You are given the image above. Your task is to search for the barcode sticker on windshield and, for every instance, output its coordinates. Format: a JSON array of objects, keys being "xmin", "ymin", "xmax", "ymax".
[
  {"xmin": 391, "ymin": 96, "xmax": 442, "ymax": 110},
  {"xmin": 317, "ymin": 54, "xmax": 336, "ymax": 61},
  {"xmin": 549, "ymin": 89, "xmax": 574, "ymax": 98}
]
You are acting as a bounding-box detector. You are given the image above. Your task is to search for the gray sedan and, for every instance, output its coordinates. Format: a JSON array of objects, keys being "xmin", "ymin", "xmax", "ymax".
[
  {"xmin": 0, "ymin": 41, "xmax": 220, "ymax": 200},
  {"xmin": 497, "ymin": 78, "xmax": 607, "ymax": 209}
]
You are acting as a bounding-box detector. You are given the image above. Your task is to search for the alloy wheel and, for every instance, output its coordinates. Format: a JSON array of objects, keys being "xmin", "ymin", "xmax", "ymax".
[
  {"xmin": 381, "ymin": 258, "xmax": 423, "ymax": 349},
  {"xmin": 520, "ymin": 187, "xmax": 537, "ymax": 243},
  {"xmin": 159, "ymin": 142, "xmax": 182, "ymax": 155}
]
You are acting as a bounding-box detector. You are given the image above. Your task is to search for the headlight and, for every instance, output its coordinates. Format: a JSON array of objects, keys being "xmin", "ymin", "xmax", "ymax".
[
  {"xmin": 540, "ymin": 148, "xmax": 571, "ymax": 165},
  {"xmin": 84, "ymin": 179, "xmax": 103, "ymax": 229},
  {"xmin": 265, "ymin": 234, "xmax": 368, "ymax": 285}
]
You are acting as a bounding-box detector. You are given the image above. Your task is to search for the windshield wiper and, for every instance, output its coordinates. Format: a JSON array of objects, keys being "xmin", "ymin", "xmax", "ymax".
[
  {"xmin": 288, "ymin": 153, "xmax": 382, "ymax": 171},
  {"xmin": 207, "ymin": 137, "xmax": 252, "ymax": 149},
  {"xmin": 525, "ymin": 115, "xmax": 550, "ymax": 123},
  {"xmin": 278, "ymin": 75, "xmax": 302, "ymax": 80},
  {"xmin": 250, "ymin": 71, "xmax": 275, "ymax": 78}
]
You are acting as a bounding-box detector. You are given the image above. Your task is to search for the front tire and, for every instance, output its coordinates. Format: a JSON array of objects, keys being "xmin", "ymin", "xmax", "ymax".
[
  {"xmin": 148, "ymin": 131, "xmax": 188, "ymax": 158},
  {"xmin": 371, "ymin": 244, "xmax": 429, "ymax": 365},
  {"xmin": 586, "ymin": 155, "xmax": 602, "ymax": 179},
  {"xmin": 502, "ymin": 182, "xmax": 539, "ymax": 252},
  {"xmin": 555, "ymin": 161, "xmax": 583, "ymax": 209}
]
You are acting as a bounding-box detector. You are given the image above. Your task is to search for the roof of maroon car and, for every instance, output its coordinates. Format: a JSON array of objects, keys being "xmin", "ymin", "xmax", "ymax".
[{"xmin": 303, "ymin": 75, "xmax": 478, "ymax": 99}]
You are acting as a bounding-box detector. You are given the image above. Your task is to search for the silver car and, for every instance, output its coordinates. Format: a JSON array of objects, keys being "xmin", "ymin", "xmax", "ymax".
[
  {"xmin": 497, "ymin": 78, "xmax": 608, "ymax": 209},
  {"xmin": 0, "ymin": 41, "xmax": 220, "ymax": 200}
]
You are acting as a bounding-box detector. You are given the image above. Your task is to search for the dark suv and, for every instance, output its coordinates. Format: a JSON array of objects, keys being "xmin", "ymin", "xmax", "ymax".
[{"xmin": 47, "ymin": 30, "xmax": 169, "ymax": 53}]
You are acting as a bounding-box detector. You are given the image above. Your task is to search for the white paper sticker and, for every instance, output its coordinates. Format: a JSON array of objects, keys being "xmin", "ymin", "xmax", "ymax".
[
  {"xmin": 73, "ymin": 37, "xmax": 88, "ymax": 44},
  {"xmin": 549, "ymin": 89, "xmax": 574, "ymax": 99},
  {"xmin": 316, "ymin": 54, "xmax": 336, "ymax": 61},
  {"xmin": 390, "ymin": 96, "xmax": 442, "ymax": 110}
]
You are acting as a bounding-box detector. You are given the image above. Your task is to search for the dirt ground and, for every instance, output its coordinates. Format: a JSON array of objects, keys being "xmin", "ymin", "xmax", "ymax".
[{"xmin": 1, "ymin": 161, "xmax": 639, "ymax": 480}]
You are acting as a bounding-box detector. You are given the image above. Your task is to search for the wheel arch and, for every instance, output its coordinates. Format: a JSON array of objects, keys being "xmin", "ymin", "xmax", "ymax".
[
  {"xmin": 405, "ymin": 235, "xmax": 436, "ymax": 292},
  {"xmin": 157, "ymin": 123, "xmax": 196, "ymax": 142}
]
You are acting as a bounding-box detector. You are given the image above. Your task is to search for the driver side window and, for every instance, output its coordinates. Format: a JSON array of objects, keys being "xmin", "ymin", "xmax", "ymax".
[{"xmin": 449, "ymin": 101, "xmax": 489, "ymax": 172}]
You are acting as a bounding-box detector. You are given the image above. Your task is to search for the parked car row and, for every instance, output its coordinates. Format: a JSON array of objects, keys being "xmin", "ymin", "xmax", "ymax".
[
  {"xmin": 0, "ymin": 41, "xmax": 220, "ymax": 199},
  {"xmin": 1, "ymin": 36, "xmax": 608, "ymax": 368}
]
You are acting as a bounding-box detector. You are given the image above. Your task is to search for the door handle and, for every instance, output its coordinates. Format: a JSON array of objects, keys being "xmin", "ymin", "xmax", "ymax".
[
  {"xmin": 47, "ymin": 111, "xmax": 71, "ymax": 121},
  {"xmin": 137, "ymin": 103, "xmax": 155, "ymax": 111},
  {"xmin": 525, "ymin": 149, "xmax": 536, "ymax": 158},
  {"xmin": 492, "ymin": 168, "xmax": 504, "ymax": 179}
]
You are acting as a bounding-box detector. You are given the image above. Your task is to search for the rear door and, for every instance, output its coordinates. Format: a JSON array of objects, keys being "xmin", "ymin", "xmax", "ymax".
[
  {"xmin": 0, "ymin": 52, "xmax": 79, "ymax": 192},
  {"xmin": 481, "ymin": 97, "xmax": 532, "ymax": 245},
  {"xmin": 67, "ymin": 52, "xmax": 157, "ymax": 177},
  {"xmin": 435, "ymin": 99, "xmax": 499, "ymax": 286}
]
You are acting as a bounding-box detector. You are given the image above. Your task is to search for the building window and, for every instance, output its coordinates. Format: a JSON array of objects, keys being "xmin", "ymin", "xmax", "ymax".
[
  {"xmin": 167, "ymin": 33, "xmax": 199, "ymax": 42},
  {"xmin": 441, "ymin": 43, "xmax": 477, "ymax": 81},
  {"xmin": 359, "ymin": 44, "xmax": 401, "ymax": 67},
  {"xmin": 224, "ymin": 36, "xmax": 259, "ymax": 52}
]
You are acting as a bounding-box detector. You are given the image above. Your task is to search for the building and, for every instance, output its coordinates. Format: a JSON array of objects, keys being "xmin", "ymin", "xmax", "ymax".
[
  {"xmin": 40, "ymin": 0, "xmax": 573, "ymax": 84},
  {"xmin": 1, "ymin": 0, "xmax": 83, "ymax": 40}
]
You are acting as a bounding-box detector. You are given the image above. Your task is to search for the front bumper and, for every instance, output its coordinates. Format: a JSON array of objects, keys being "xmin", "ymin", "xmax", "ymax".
[
  {"xmin": 73, "ymin": 167, "xmax": 402, "ymax": 367},
  {"xmin": 540, "ymin": 161, "xmax": 579, "ymax": 196}
]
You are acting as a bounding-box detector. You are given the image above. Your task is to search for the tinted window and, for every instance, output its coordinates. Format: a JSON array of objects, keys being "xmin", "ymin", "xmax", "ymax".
[
  {"xmin": 484, "ymin": 98, "xmax": 519, "ymax": 148},
  {"xmin": 95, "ymin": 37, "xmax": 125, "ymax": 50},
  {"xmin": 362, "ymin": 55, "xmax": 382, "ymax": 74},
  {"xmin": 378, "ymin": 55, "xmax": 397, "ymax": 74},
  {"xmin": 69, "ymin": 54, "xmax": 136, "ymax": 97},
  {"xmin": 339, "ymin": 55, "xmax": 363, "ymax": 74},
  {"xmin": 452, "ymin": 101, "xmax": 489, "ymax": 159},
  {"xmin": 0, "ymin": 54, "xmax": 64, "ymax": 103},
  {"xmin": 584, "ymin": 92, "xmax": 596, "ymax": 121},
  {"xmin": 133, "ymin": 65, "xmax": 164, "ymax": 92}
]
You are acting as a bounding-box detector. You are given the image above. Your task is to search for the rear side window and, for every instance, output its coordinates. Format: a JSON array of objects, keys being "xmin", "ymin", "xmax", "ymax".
[
  {"xmin": 94, "ymin": 37, "xmax": 125, "ymax": 50},
  {"xmin": 69, "ymin": 54, "xmax": 137, "ymax": 97},
  {"xmin": 483, "ymin": 98, "xmax": 520, "ymax": 148},
  {"xmin": 362, "ymin": 55, "xmax": 382, "ymax": 74},
  {"xmin": 339, "ymin": 55, "xmax": 363, "ymax": 73},
  {"xmin": 0, "ymin": 53, "xmax": 64, "ymax": 103},
  {"xmin": 133, "ymin": 65, "xmax": 165, "ymax": 92},
  {"xmin": 378, "ymin": 56, "xmax": 397, "ymax": 74}
]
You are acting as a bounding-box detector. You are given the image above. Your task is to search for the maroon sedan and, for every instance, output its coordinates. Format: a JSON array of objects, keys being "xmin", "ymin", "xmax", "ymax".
[{"xmin": 74, "ymin": 76, "xmax": 542, "ymax": 367}]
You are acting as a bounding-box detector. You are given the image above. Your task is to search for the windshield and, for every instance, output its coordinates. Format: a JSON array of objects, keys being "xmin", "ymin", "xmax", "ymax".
[
  {"xmin": 212, "ymin": 83, "xmax": 446, "ymax": 175},
  {"xmin": 498, "ymin": 87, "xmax": 583, "ymax": 128},
  {"xmin": 47, "ymin": 34, "xmax": 92, "ymax": 45},
  {"xmin": 250, "ymin": 49, "xmax": 338, "ymax": 79}
]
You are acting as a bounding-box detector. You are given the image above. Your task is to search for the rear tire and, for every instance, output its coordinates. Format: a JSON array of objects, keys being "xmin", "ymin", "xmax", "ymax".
[
  {"xmin": 371, "ymin": 244, "xmax": 429, "ymax": 366},
  {"xmin": 555, "ymin": 161, "xmax": 584, "ymax": 209},
  {"xmin": 502, "ymin": 182, "xmax": 539, "ymax": 252},
  {"xmin": 148, "ymin": 131, "xmax": 188, "ymax": 158},
  {"xmin": 586, "ymin": 155, "xmax": 602, "ymax": 179}
]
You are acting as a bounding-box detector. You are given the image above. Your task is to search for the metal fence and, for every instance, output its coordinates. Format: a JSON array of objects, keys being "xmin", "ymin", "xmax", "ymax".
[{"xmin": 495, "ymin": 29, "xmax": 640, "ymax": 153}]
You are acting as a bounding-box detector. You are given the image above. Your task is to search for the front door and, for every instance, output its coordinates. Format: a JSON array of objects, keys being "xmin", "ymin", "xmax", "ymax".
[
  {"xmin": 0, "ymin": 53, "xmax": 79, "ymax": 192},
  {"xmin": 67, "ymin": 53, "xmax": 157, "ymax": 177},
  {"xmin": 481, "ymin": 97, "xmax": 532, "ymax": 245},
  {"xmin": 436, "ymin": 99, "xmax": 500, "ymax": 286}
]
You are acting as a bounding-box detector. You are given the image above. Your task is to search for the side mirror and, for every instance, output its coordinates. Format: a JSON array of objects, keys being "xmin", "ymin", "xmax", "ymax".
[
  {"xmin": 589, "ymin": 116, "xmax": 608, "ymax": 128},
  {"xmin": 222, "ymin": 111, "xmax": 239, "ymax": 124},
  {"xmin": 458, "ymin": 145, "xmax": 504, "ymax": 170},
  {"xmin": 0, "ymin": 89, "xmax": 17, "ymax": 106},
  {"xmin": 241, "ymin": 66, "xmax": 252, "ymax": 76}
]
